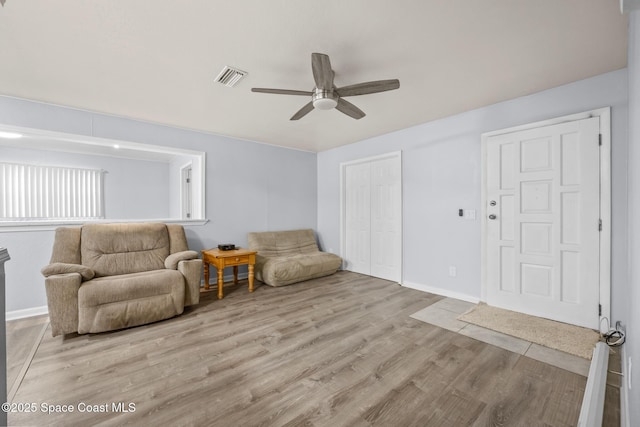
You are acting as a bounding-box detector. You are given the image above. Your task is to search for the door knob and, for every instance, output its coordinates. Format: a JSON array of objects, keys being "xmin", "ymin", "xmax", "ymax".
[{"xmin": 488, "ymin": 214, "xmax": 497, "ymax": 220}]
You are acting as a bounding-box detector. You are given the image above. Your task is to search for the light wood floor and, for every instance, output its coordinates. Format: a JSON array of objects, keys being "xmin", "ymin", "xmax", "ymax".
[{"xmin": 7, "ymin": 271, "xmax": 620, "ymax": 426}]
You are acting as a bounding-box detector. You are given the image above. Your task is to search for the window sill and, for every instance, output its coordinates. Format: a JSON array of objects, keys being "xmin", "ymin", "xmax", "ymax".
[{"xmin": 0, "ymin": 218, "xmax": 209, "ymax": 233}]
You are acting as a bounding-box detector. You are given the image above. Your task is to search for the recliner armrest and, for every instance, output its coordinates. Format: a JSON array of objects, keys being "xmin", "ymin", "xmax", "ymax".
[
  {"xmin": 177, "ymin": 258, "xmax": 202, "ymax": 306},
  {"xmin": 165, "ymin": 250, "xmax": 199, "ymax": 270},
  {"xmin": 44, "ymin": 272, "xmax": 82, "ymax": 336},
  {"xmin": 41, "ymin": 262, "xmax": 95, "ymax": 281}
]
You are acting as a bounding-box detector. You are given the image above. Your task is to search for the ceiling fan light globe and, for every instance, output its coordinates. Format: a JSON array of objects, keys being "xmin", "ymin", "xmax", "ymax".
[{"xmin": 313, "ymin": 98, "xmax": 338, "ymax": 110}]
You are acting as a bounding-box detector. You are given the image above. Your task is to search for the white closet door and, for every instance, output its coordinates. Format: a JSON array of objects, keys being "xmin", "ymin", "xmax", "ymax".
[
  {"xmin": 370, "ymin": 156, "xmax": 402, "ymax": 282},
  {"xmin": 343, "ymin": 153, "xmax": 402, "ymax": 283},
  {"xmin": 345, "ymin": 161, "xmax": 371, "ymax": 275}
]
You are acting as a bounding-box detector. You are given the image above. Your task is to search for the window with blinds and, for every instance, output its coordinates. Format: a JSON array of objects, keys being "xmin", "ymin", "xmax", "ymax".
[{"xmin": 0, "ymin": 162, "xmax": 105, "ymax": 221}]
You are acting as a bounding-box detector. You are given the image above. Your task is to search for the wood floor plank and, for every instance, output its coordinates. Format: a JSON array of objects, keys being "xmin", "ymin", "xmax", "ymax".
[
  {"xmin": 6, "ymin": 271, "xmax": 616, "ymax": 426},
  {"xmin": 5, "ymin": 314, "xmax": 48, "ymax": 389}
]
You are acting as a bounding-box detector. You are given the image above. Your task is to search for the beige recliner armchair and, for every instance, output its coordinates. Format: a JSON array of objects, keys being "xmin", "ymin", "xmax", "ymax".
[{"xmin": 41, "ymin": 223, "xmax": 202, "ymax": 337}]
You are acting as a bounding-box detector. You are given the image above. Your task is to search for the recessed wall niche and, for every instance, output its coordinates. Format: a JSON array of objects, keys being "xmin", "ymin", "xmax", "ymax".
[{"xmin": 0, "ymin": 125, "xmax": 205, "ymax": 226}]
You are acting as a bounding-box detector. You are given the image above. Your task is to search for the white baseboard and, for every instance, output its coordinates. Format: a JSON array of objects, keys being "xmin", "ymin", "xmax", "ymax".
[
  {"xmin": 577, "ymin": 342, "xmax": 609, "ymax": 426},
  {"xmin": 6, "ymin": 305, "xmax": 48, "ymax": 321},
  {"xmin": 621, "ymin": 345, "xmax": 631, "ymax": 427},
  {"xmin": 401, "ymin": 281, "xmax": 480, "ymax": 304}
]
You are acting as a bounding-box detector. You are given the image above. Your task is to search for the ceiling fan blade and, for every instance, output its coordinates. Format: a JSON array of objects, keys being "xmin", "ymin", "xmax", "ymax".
[
  {"xmin": 336, "ymin": 98, "xmax": 365, "ymax": 120},
  {"xmin": 311, "ymin": 53, "xmax": 334, "ymax": 90},
  {"xmin": 336, "ymin": 79, "xmax": 400, "ymax": 97},
  {"xmin": 252, "ymin": 88, "xmax": 313, "ymax": 96},
  {"xmin": 290, "ymin": 102, "xmax": 315, "ymax": 120}
]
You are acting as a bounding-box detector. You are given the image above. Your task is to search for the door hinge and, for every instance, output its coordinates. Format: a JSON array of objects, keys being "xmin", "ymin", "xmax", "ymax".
[
  {"xmin": 599, "ymin": 304, "xmax": 602, "ymax": 316},
  {"xmin": 186, "ymin": 178, "xmax": 191, "ymax": 183},
  {"xmin": 599, "ymin": 134, "xmax": 602, "ymax": 146},
  {"xmin": 599, "ymin": 219, "xmax": 602, "ymax": 231}
]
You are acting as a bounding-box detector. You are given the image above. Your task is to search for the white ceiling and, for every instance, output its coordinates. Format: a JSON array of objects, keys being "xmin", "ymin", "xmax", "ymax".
[{"xmin": 0, "ymin": 1, "xmax": 628, "ymax": 152}]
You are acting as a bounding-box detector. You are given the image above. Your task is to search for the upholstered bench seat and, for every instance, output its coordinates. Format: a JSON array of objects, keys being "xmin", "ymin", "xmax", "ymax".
[{"xmin": 248, "ymin": 229, "xmax": 342, "ymax": 287}]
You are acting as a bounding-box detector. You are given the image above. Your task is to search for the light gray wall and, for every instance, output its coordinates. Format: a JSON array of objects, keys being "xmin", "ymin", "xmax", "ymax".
[
  {"xmin": 0, "ymin": 96, "xmax": 317, "ymax": 313},
  {"xmin": 626, "ymin": 10, "xmax": 640, "ymax": 426},
  {"xmin": 318, "ymin": 69, "xmax": 629, "ymax": 320},
  {"xmin": 0, "ymin": 145, "xmax": 171, "ymax": 219}
]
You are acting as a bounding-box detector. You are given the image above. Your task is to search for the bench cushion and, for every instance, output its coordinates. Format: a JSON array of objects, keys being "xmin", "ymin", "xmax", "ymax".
[
  {"xmin": 248, "ymin": 229, "xmax": 319, "ymax": 257},
  {"xmin": 258, "ymin": 252, "xmax": 343, "ymax": 287}
]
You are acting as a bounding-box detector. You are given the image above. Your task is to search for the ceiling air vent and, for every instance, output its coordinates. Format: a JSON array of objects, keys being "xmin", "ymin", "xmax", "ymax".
[{"xmin": 215, "ymin": 66, "xmax": 247, "ymax": 87}]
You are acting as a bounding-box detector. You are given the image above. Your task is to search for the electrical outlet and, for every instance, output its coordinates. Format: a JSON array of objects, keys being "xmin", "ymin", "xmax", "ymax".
[{"xmin": 449, "ymin": 266, "xmax": 457, "ymax": 277}]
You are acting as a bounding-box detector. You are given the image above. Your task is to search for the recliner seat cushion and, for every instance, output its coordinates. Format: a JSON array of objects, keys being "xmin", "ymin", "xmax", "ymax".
[{"xmin": 77, "ymin": 269, "xmax": 184, "ymax": 334}]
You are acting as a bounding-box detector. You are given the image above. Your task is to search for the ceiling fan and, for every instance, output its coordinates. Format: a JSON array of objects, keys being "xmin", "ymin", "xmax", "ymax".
[{"xmin": 252, "ymin": 53, "xmax": 400, "ymax": 120}]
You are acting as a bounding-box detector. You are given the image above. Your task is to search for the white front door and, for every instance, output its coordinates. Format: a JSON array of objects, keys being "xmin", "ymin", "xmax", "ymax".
[
  {"xmin": 485, "ymin": 117, "xmax": 601, "ymax": 329},
  {"xmin": 343, "ymin": 152, "xmax": 402, "ymax": 283}
]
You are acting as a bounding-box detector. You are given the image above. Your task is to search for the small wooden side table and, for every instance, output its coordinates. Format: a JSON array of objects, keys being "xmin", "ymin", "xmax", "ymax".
[{"xmin": 201, "ymin": 248, "xmax": 257, "ymax": 299}]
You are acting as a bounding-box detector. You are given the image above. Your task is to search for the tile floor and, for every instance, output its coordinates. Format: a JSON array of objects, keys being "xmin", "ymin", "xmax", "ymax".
[{"xmin": 410, "ymin": 297, "xmax": 592, "ymax": 377}]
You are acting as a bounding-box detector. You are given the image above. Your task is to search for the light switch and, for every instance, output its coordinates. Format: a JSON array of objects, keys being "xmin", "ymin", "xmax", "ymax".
[{"xmin": 464, "ymin": 209, "xmax": 476, "ymax": 220}]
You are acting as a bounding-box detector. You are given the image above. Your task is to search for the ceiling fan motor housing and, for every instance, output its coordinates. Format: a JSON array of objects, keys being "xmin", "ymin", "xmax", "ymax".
[{"xmin": 312, "ymin": 88, "xmax": 338, "ymax": 110}]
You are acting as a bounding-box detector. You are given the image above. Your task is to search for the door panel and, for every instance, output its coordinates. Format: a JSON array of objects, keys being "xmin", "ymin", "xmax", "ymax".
[
  {"xmin": 370, "ymin": 156, "xmax": 402, "ymax": 282},
  {"xmin": 345, "ymin": 162, "xmax": 371, "ymax": 275},
  {"xmin": 486, "ymin": 117, "xmax": 600, "ymax": 329}
]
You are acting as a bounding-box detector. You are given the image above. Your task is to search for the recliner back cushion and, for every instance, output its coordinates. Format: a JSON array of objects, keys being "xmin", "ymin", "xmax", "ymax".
[{"xmin": 81, "ymin": 223, "xmax": 170, "ymax": 277}]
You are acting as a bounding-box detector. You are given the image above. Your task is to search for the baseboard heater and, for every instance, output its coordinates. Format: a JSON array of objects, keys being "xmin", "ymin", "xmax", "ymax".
[{"xmin": 577, "ymin": 342, "xmax": 609, "ymax": 427}]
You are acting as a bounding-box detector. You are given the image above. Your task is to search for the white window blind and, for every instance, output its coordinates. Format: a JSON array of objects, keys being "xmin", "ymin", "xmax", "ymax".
[{"xmin": 0, "ymin": 162, "xmax": 104, "ymax": 221}]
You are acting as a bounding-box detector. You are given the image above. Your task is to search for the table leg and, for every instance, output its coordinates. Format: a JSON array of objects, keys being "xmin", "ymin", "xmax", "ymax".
[
  {"xmin": 248, "ymin": 264, "xmax": 254, "ymax": 292},
  {"xmin": 233, "ymin": 266, "xmax": 238, "ymax": 284},
  {"xmin": 217, "ymin": 267, "xmax": 224, "ymax": 299},
  {"xmin": 204, "ymin": 262, "xmax": 210, "ymax": 290}
]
